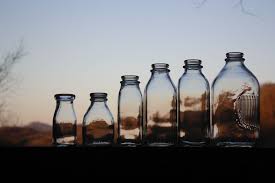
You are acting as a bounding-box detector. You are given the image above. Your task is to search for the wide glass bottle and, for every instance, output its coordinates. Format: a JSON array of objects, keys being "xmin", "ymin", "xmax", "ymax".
[
  {"xmin": 144, "ymin": 63, "xmax": 177, "ymax": 147},
  {"xmin": 53, "ymin": 94, "xmax": 77, "ymax": 146},
  {"xmin": 118, "ymin": 75, "xmax": 142, "ymax": 147},
  {"xmin": 178, "ymin": 60, "xmax": 210, "ymax": 147},
  {"xmin": 211, "ymin": 52, "xmax": 260, "ymax": 147},
  {"xmin": 83, "ymin": 93, "xmax": 114, "ymax": 146}
]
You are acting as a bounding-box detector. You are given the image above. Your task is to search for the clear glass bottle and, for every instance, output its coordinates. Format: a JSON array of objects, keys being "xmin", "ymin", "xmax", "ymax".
[
  {"xmin": 178, "ymin": 59, "xmax": 210, "ymax": 147},
  {"xmin": 118, "ymin": 75, "xmax": 143, "ymax": 147},
  {"xmin": 144, "ymin": 63, "xmax": 177, "ymax": 147},
  {"xmin": 211, "ymin": 52, "xmax": 260, "ymax": 147},
  {"xmin": 83, "ymin": 93, "xmax": 114, "ymax": 146},
  {"xmin": 53, "ymin": 94, "xmax": 77, "ymax": 146}
]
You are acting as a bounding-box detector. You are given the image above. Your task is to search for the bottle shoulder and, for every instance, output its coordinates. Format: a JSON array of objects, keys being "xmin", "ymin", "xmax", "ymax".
[
  {"xmin": 83, "ymin": 104, "xmax": 114, "ymax": 124},
  {"xmin": 145, "ymin": 75, "xmax": 176, "ymax": 93},
  {"xmin": 212, "ymin": 65, "xmax": 260, "ymax": 94},
  {"xmin": 178, "ymin": 73, "xmax": 210, "ymax": 89},
  {"xmin": 119, "ymin": 86, "xmax": 142, "ymax": 99}
]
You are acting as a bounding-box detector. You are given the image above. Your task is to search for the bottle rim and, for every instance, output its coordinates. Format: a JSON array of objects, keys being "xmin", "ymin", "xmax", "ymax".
[
  {"xmin": 225, "ymin": 52, "xmax": 245, "ymax": 62},
  {"xmin": 55, "ymin": 94, "xmax": 75, "ymax": 101},
  {"xmin": 90, "ymin": 92, "xmax": 108, "ymax": 100},
  {"xmin": 151, "ymin": 63, "xmax": 170, "ymax": 72},
  {"xmin": 121, "ymin": 75, "xmax": 139, "ymax": 81},
  {"xmin": 183, "ymin": 59, "xmax": 203, "ymax": 69}
]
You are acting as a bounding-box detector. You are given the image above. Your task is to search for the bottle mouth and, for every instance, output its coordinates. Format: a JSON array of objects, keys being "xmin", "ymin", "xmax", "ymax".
[
  {"xmin": 90, "ymin": 92, "xmax": 107, "ymax": 99},
  {"xmin": 55, "ymin": 94, "xmax": 75, "ymax": 101},
  {"xmin": 151, "ymin": 63, "xmax": 170, "ymax": 72},
  {"xmin": 183, "ymin": 59, "xmax": 203, "ymax": 69},
  {"xmin": 121, "ymin": 75, "xmax": 139, "ymax": 81},
  {"xmin": 225, "ymin": 52, "xmax": 245, "ymax": 62}
]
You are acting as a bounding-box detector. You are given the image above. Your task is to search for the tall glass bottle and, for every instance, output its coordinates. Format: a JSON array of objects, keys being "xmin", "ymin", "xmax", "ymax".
[
  {"xmin": 83, "ymin": 93, "xmax": 114, "ymax": 146},
  {"xmin": 144, "ymin": 63, "xmax": 177, "ymax": 147},
  {"xmin": 178, "ymin": 60, "xmax": 210, "ymax": 147},
  {"xmin": 118, "ymin": 75, "xmax": 142, "ymax": 147},
  {"xmin": 53, "ymin": 94, "xmax": 77, "ymax": 146},
  {"xmin": 211, "ymin": 52, "xmax": 260, "ymax": 147}
]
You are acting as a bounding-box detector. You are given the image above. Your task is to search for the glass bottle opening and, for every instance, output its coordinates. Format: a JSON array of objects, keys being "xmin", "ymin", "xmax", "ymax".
[
  {"xmin": 183, "ymin": 59, "xmax": 203, "ymax": 69},
  {"xmin": 55, "ymin": 94, "xmax": 75, "ymax": 101},
  {"xmin": 151, "ymin": 63, "xmax": 170, "ymax": 72},
  {"xmin": 225, "ymin": 52, "xmax": 245, "ymax": 62},
  {"xmin": 121, "ymin": 75, "xmax": 140, "ymax": 85},
  {"xmin": 90, "ymin": 93, "xmax": 108, "ymax": 101},
  {"xmin": 121, "ymin": 75, "xmax": 139, "ymax": 81}
]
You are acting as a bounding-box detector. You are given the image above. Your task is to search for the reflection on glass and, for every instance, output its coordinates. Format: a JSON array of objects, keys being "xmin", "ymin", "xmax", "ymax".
[
  {"xmin": 53, "ymin": 94, "xmax": 77, "ymax": 146},
  {"xmin": 144, "ymin": 63, "xmax": 177, "ymax": 147},
  {"xmin": 118, "ymin": 75, "xmax": 142, "ymax": 146},
  {"xmin": 178, "ymin": 60, "xmax": 210, "ymax": 147},
  {"xmin": 83, "ymin": 93, "xmax": 114, "ymax": 146},
  {"xmin": 211, "ymin": 52, "xmax": 260, "ymax": 147}
]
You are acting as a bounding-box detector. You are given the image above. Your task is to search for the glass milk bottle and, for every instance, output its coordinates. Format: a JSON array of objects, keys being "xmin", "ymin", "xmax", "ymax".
[
  {"xmin": 144, "ymin": 63, "xmax": 177, "ymax": 147},
  {"xmin": 211, "ymin": 52, "xmax": 260, "ymax": 147},
  {"xmin": 178, "ymin": 60, "xmax": 210, "ymax": 147},
  {"xmin": 118, "ymin": 75, "xmax": 143, "ymax": 147},
  {"xmin": 53, "ymin": 94, "xmax": 77, "ymax": 146},
  {"xmin": 83, "ymin": 93, "xmax": 114, "ymax": 146}
]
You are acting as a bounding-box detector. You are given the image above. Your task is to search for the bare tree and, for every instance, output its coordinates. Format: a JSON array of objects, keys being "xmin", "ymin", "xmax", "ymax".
[
  {"xmin": 195, "ymin": 0, "xmax": 256, "ymax": 16},
  {"xmin": 0, "ymin": 41, "xmax": 26, "ymax": 126}
]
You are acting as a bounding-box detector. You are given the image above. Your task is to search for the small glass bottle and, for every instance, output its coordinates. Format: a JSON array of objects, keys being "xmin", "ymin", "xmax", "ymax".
[
  {"xmin": 83, "ymin": 93, "xmax": 114, "ymax": 146},
  {"xmin": 118, "ymin": 75, "xmax": 142, "ymax": 147},
  {"xmin": 144, "ymin": 63, "xmax": 177, "ymax": 147},
  {"xmin": 53, "ymin": 94, "xmax": 77, "ymax": 146},
  {"xmin": 211, "ymin": 52, "xmax": 260, "ymax": 147},
  {"xmin": 178, "ymin": 59, "xmax": 210, "ymax": 147}
]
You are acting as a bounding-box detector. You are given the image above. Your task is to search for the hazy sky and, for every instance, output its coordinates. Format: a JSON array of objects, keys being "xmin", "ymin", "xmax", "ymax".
[{"xmin": 0, "ymin": 0, "xmax": 274, "ymax": 124}]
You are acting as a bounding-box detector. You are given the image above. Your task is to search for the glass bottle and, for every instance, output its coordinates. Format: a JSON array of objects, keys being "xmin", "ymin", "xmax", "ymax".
[
  {"xmin": 211, "ymin": 52, "xmax": 260, "ymax": 147},
  {"xmin": 118, "ymin": 75, "xmax": 143, "ymax": 147},
  {"xmin": 53, "ymin": 94, "xmax": 77, "ymax": 146},
  {"xmin": 83, "ymin": 93, "xmax": 114, "ymax": 146},
  {"xmin": 144, "ymin": 63, "xmax": 177, "ymax": 147},
  {"xmin": 178, "ymin": 59, "xmax": 210, "ymax": 147}
]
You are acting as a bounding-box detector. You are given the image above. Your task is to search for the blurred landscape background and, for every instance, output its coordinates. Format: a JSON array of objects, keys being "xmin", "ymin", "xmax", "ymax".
[
  {"xmin": 0, "ymin": 83, "xmax": 274, "ymax": 147},
  {"xmin": 0, "ymin": 0, "xmax": 274, "ymax": 147}
]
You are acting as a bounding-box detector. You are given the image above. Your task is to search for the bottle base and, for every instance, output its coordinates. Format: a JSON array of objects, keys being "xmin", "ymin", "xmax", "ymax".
[
  {"xmin": 119, "ymin": 142, "xmax": 142, "ymax": 147},
  {"xmin": 216, "ymin": 142, "xmax": 255, "ymax": 148},
  {"xmin": 54, "ymin": 143, "xmax": 77, "ymax": 147},
  {"xmin": 84, "ymin": 142, "xmax": 113, "ymax": 147},
  {"xmin": 146, "ymin": 142, "xmax": 175, "ymax": 147},
  {"xmin": 179, "ymin": 141, "xmax": 208, "ymax": 147}
]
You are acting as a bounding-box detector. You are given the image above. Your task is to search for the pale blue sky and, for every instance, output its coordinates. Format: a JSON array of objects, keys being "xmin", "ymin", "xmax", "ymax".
[{"xmin": 0, "ymin": 0, "xmax": 274, "ymax": 124}]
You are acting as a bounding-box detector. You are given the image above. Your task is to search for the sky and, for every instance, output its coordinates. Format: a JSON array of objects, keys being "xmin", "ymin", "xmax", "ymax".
[{"xmin": 0, "ymin": 0, "xmax": 274, "ymax": 125}]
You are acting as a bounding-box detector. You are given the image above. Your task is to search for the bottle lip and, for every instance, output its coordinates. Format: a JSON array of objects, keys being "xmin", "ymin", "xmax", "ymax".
[
  {"xmin": 151, "ymin": 63, "xmax": 170, "ymax": 72},
  {"xmin": 225, "ymin": 52, "xmax": 245, "ymax": 62},
  {"xmin": 121, "ymin": 75, "xmax": 139, "ymax": 81},
  {"xmin": 90, "ymin": 92, "xmax": 108, "ymax": 101},
  {"xmin": 152, "ymin": 63, "xmax": 169, "ymax": 69},
  {"xmin": 55, "ymin": 94, "xmax": 75, "ymax": 101},
  {"xmin": 183, "ymin": 59, "xmax": 203, "ymax": 69}
]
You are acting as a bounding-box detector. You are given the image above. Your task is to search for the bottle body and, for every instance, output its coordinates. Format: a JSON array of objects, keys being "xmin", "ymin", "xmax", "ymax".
[
  {"xmin": 144, "ymin": 63, "xmax": 177, "ymax": 147},
  {"xmin": 178, "ymin": 60, "xmax": 210, "ymax": 147},
  {"xmin": 83, "ymin": 93, "xmax": 114, "ymax": 146},
  {"xmin": 211, "ymin": 52, "xmax": 260, "ymax": 147},
  {"xmin": 53, "ymin": 94, "xmax": 77, "ymax": 146},
  {"xmin": 118, "ymin": 76, "xmax": 143, "ymax": 146}
]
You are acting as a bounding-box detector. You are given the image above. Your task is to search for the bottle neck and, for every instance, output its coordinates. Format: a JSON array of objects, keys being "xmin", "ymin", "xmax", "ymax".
[
  {"xmin": 184, "ymin": 68, "xmax": 202, "ymax": 74},
  {"xmin": 151, "ymin": 63, "xmax": 170, "ymax": 76},
  {"xmin": 183, "ymin": 59, "xmax": 203, "ymax": 74},
  {"xmin": 57, "ymin": 100, "xmax": 74, "ymax": 111},
  {"xmin": 91, "ymin": 100, "xmax": 107, "ymax": 108},
  {"xmin": 121, "ymin": 80, "xmax": 140, "ymax": 86}
]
